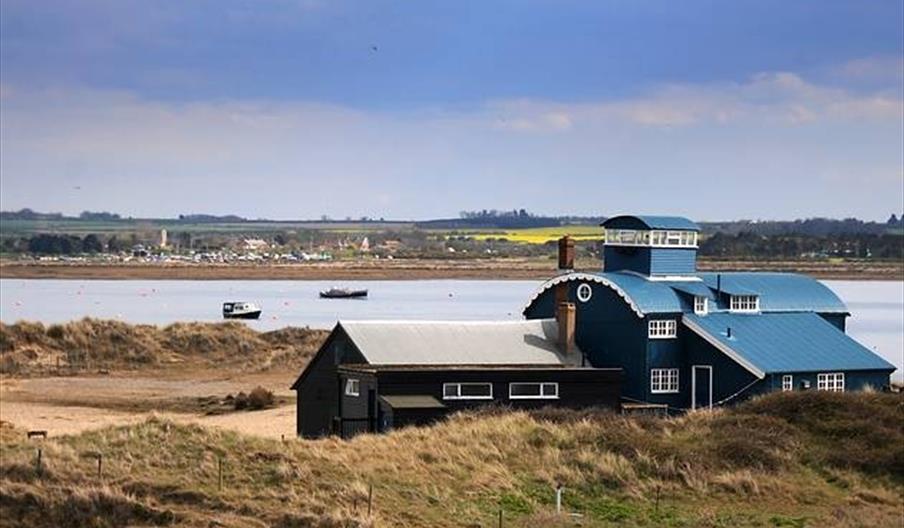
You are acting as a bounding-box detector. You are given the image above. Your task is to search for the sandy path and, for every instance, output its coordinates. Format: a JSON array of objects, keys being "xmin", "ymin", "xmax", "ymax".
[
  {"xmin": 0, "ymin": 400, "xmax": 296, "ymax": 440},
  {"xmin": 0, "ymin": 371, "xmax": 299, "ymax": 440}
]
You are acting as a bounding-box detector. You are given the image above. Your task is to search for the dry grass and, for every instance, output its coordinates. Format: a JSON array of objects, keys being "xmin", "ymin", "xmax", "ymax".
[
  {"xmin": 0, "ymin": 318, "xmax": 328, "ymax": 376},
  {"xmin": 1, "ymin": 392, "xmax": 902, "ymax": 527}
]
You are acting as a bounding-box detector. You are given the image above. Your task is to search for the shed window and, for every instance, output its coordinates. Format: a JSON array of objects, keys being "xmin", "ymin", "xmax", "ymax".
[
  {"xmin": 694, "ymin": 296, "xmax": 708, "ymax": 315},
  {"xmin": 817, "ymin": 373, "xmax": 844, "ymax": 392},
  {"xmin": 782, "ymin": 375, "xmax": 793, "ymax": 392},
  {"xmin": 443, "ymin": 382, "xmax": 493, "ymax": 400},
  {"xmin": 730, "ymin": 295, "xmax": 759, "ymax": 312},
  {"xmin": 651, "ymin": 368, "xmax": 679, "ymax": 393},
  {"xmin": 648, "ymin": 320, "xmax": 677, "ymax": 339},
  {"xmin": 509, "ymin": 382, "xmax": 559, "ymax": 399},
  {"xmin": 344, "ymin": 379, "xmax": 360, "ymax": 397}
]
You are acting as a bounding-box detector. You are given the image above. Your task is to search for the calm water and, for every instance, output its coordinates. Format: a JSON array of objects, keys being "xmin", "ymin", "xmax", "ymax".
[{"xmin": 1, "ymin": 279, "xmax": 901, "ymax": 379}]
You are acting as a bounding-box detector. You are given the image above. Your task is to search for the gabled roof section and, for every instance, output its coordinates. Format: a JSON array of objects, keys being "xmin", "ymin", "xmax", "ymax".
[
  {"xmin": 602, "ymin": 215, "xmax": 700, "ymax": 231},
  {"xmin": 339, "ymin": 319, "xmax": 582, "ymax": 366},
  {"xmin": 698, "ymin": 272, "xmax": 849, "ymax": 313},
  {"xmin": 684, "ymin": 312, "xmax": 895, "ymax": 377}
]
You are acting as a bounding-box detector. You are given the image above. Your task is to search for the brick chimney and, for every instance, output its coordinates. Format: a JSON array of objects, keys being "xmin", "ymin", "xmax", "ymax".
[
  {"xmin": 557, "ymin": 302, "xmax": 576, "ymax": 355},
  {"xmin": 558, "ymin": 236, "xmax": 575, "ymax": 270}
]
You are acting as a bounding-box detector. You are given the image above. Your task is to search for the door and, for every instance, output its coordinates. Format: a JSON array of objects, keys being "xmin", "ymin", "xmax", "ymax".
[{"xmin": 692, "ymin": 365, "xmax": 713, "ymax": 410}]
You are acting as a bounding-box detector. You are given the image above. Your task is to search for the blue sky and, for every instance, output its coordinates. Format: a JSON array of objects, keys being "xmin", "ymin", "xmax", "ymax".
[{"xmin": 1, "ymin": 0, "xmax": 902, "ymax": 220}]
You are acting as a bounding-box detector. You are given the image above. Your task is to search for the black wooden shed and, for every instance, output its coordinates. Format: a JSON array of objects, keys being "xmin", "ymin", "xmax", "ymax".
[{"xmin": 291, "ymin": 313, "xmax": 623, "ymax": 438}]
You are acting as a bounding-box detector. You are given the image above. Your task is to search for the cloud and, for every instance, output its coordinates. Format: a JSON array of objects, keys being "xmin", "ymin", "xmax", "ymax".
[{"xmin": 1, "ymin": 68, "xmax": 901, "ymax": 220}]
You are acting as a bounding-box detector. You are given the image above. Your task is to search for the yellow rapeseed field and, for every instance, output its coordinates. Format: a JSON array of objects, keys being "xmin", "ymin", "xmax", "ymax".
[{"xmin": 468, "ymin": 225, "xmax": 602, "ymax": 244}]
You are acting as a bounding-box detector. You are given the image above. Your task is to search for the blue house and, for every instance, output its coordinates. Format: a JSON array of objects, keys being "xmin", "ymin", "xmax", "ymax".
[{"xmin": 523, "ymin": 215, "xmax": 895, "ymax": 410}]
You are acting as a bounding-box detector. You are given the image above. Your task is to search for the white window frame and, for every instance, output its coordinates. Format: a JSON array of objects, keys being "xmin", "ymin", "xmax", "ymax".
[
  {"xmin": 651, "ymin": 368, "xmax": 680, "ymax": 394},
  {"xmin": 604, "ymin": 229, "xmax": 698, "ymax": 248},
  {"xmin": 817, "ymin": 373, "xmax": 844, "ymax": 392},
  {"xmin": 694, "ymin": 296, "xmax": 708, "ymax": 315},
  {"xmin": 648, "ymin": 319, "xmax": 677, "ymax": 339},
  {"xmin": 730, "ymin": 295, "xmax": 759, "ymax": 313},
  {"xmin": 442, "ymin": 382, "xmax": 493, "ymax": 400},
  {"xmin": 344, "ymin": 378, "xmax": 360, "ymax": 397},
  {"xmin": 576, "ymin": 283, "xmax": 593, "ymax": 303},
  {"xmin": 508, "ymin": 382, "xmax": 559, "ymax": 400},
  {"xmin": 782, "ymin": 375, "xmax": 793, "ymax": 392}
]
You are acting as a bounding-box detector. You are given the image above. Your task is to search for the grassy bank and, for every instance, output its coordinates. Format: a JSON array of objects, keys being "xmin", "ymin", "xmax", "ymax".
[
  {"xmin": 1, "ymin": 392, "xmax": 901, "ymax": 527},
  {"xmin": 0, "ymin": 318, "xmax": 328, "ymax": 376}
]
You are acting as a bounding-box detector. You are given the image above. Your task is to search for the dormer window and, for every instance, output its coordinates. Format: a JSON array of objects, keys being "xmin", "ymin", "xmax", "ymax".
[
  {"xmin": 694, "ymin": 296, "xmax": 708, "ymax": 315},
  {"xmin": 730, "ymin": 295, "xmax": 759, "ymax": 313}
]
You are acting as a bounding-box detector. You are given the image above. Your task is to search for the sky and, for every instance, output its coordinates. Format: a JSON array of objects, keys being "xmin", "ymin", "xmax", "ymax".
[{"xmin": 1, "ymin": 0, "xmax": 902, "ymax": 221}]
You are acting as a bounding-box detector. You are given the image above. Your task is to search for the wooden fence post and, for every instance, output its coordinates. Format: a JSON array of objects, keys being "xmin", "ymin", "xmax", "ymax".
[
  {"xmin": 367, "ymin": 484, "xmax": 373, "ymax": 517},
  {"xmin": 555, "ymin": 485, "xmax": 563, "ymax": 514},
  {"xmin": 218, "ymin": 457, "xmax": 223, "ymax": 491},
  {"xmin": 35, "ymin": 448, "xmax": 42, "ymax": 474},
  {"xmin": 498, "ymin": 508, "xmax": 504, "ymax": 528},
  {"xmin": 97, "ymin": 454, "xmax": 103, "ymax": 479}
]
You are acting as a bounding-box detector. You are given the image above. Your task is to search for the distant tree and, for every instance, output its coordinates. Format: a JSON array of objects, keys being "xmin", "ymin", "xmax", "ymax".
[
  {"xmin": 82, "ymin": 234, "xmax": 104, "ymax": 253},
  {"xmin": 888, "ymin": 214, "xmax": 900, "ymax": 226}
]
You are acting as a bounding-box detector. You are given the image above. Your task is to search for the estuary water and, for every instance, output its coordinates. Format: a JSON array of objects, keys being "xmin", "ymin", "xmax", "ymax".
[{"xmin": 1, "ymin": 279, "xmax": 901, "ymax": 379}]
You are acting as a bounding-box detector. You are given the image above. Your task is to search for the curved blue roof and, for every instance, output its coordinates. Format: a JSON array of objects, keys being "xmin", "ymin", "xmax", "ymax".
[
  {"xmin": 523, "ymin": 271, "xmax": 849, "ymax": 317},
  {"xmin": 697, "ymin": 273, "xmax": 848, "ymax": 313},
  {"xmin": 602, "ymin": 215, "xmax": 700, "ymax": 231}
]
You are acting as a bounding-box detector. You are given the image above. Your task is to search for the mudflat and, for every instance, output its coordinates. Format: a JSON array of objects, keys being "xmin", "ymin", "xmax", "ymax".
[{"xmin": 2, "ymin": 257, "xmax": 901, "ymax": 280}]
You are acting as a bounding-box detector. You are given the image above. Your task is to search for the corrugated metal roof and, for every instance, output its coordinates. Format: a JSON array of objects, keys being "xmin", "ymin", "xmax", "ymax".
[
  {"xmin": 684, "ymin": 312, "xmax": 895, "ymax": 376},
  {"xmin": 339, "ymin": 319, "xmax": 582, "ymax": 366},
  {"xmin": 602, "ymin": 215, "xmax": 700, "ymax": 231},
  {"xmin": 523, "ymin": 271, "xmax": 849, "ymax": 317},
  {"xmin": 698, "ymin": 273, "xmax": 848, "ymax": 313},
  {"xmin": 666, "ymin": 281, "xmax": 715, "ymax": 299},
  {"xmin": 379, "ymin": 395, "xmax": 446, "ymax": 409}
]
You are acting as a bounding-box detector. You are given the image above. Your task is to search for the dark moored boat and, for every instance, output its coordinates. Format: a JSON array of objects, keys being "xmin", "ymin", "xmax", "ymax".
[
  {"xmin": 222, "ymin": 302, "xmax": 262, "ymax": 319},
  {"xmin": 319, "ymin": 287, "xmax": 368, "ymax": 299}
]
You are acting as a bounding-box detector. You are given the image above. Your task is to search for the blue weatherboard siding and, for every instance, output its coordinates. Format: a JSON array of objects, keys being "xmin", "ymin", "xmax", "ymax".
[{"xmin": 649, "ymin": 248, "xmax": 696, "ymax": 275}]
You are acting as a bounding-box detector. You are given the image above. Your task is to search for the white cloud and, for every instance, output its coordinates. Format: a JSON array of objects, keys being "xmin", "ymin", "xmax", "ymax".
[{"xmin": 1, "ymin": 69, "xmax": 901, "ymax": 220}]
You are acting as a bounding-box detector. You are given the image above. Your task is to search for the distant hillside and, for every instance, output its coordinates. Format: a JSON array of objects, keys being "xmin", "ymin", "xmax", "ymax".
[{"xmin": 0, "ymin": 391, "xmax": 901, "ymax": 527}]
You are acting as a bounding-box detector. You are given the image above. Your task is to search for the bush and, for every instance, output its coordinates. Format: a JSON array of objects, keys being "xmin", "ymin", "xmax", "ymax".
[
  {"xmin": 248, "ymin": 386, "xmax": 275, "ymax": 410},
  {"xmin": 232, "ymin": 387, "xmax": 275, "ymax": 411}
]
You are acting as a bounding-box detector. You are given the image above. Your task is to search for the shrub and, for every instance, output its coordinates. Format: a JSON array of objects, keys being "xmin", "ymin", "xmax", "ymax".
[{"xmin": 248, "ymin": 386, "xmax": 275, "ymax": 410}]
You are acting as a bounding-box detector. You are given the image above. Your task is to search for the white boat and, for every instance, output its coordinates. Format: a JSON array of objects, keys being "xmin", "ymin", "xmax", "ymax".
[{"xmin": 222, "ymin": 301, "xmax": 262, "ymax": 320}]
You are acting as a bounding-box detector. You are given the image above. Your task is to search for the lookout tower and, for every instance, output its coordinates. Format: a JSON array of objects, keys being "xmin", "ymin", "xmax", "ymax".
[{"xmin": 601, "ymin": 215, "xmax": 700, "ymax": 276}]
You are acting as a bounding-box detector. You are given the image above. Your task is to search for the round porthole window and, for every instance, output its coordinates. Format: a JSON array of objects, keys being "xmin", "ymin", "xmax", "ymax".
[{"xmin": 577, "ymin": 283, "xmax": 592, "ymax": 303}]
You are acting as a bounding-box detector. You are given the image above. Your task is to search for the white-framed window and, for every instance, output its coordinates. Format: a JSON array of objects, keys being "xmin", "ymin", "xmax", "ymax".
[
  {"xmin": 651, "ymin": 368, "xmax": 679, "ymax": 393},
  {"xmin": 782, "ymin": 375, "xmax": 793, "ymax": 392},
  {"xmin": 648, "ymin": 319, "xmax": 677, "ymax": 339},
  {"xmin": 442, "ymin": 382, "xmax": 493, "ymax": 400},
  {"xmin": 604, "ymin": 229, "xmax": 697, "ymax": 248},
  {"xmin": 817, "ymin": 373, "xmax": 844, "ymax": 392},
  {"xmin": 576, "ymin": 283, "xmax": 593, "ymax": 303},
  {"xmin": 509, "ymin": 382, "xmax": 559, "ymax": 399},
  {"xmin": 344, "ymin": 378, "xmax": 360, "ymax": 397},
  {"xmin": 694, "ymin": 296, "xmax": 708, "ymax": 315},
  {"xmin": 730, "ymin": 295, "xmax": 759, "ymax": 313}
]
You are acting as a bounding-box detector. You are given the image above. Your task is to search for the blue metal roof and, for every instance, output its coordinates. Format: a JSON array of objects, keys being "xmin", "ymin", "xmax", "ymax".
[
  {"xmin": 698, "ymin": 273, "xmax": 848, "ymax": 313},
  {"xmin": 602, "ymin": 215, "xmax": 700, "ymax": 231},
  {"xmin": 684, "ymin": 312, "xmax": 895, "ymax": 376}
]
